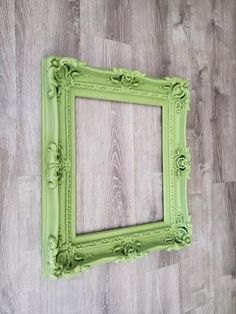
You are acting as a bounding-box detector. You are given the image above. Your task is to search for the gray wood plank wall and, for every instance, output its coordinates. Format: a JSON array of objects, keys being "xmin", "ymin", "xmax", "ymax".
[{"xmin": 0, "ymin": 0, "xmax": 235, "ymax": 313}]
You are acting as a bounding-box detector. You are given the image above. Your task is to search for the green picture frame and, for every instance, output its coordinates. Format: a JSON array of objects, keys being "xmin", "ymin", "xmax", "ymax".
[{"xmin": 42, "ymin": 56, "xmax": 192, "ymax": 279}]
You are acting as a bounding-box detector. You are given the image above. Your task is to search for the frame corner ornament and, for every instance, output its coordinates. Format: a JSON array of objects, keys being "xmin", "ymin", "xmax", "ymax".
[
  {"xmin": 168, "ymin": 214, "xmax": 192, "ymax": 251},
  {"xmin": 42, "ymin": 56, "xmax": 192, "ymax": 279},
  {"xmin": 46, "ymin": 56, "xmax": 87, "ymax": 99},
  {"xmin": 165, "ymin": 77, "xmax": 191, "ymax": 112},
  {"xmin": 47, "ymin": 235, "xmax": 91, "ymax": 278}
]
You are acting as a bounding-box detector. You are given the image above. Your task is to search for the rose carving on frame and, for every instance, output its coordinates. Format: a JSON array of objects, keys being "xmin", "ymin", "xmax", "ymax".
[
  {"xmin": 113, "ymin": 239, "xmax": 148, "ymax": 262},
  {"xmin": 109, "ymin": 68, "xmax": 145, "ymax": 88},
  {"xmin": 174, "ymin": 146, "xmax": 191, "ymax": 179}
]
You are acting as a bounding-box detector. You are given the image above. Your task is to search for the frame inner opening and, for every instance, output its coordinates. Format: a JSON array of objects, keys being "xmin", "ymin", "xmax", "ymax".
[{"xmin": 76, "ymin": 97, "xmax": 163, "ymax": 234}]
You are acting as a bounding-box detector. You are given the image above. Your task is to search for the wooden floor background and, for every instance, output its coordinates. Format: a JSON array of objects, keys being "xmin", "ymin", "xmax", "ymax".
[{"xmin": 0, "ymin": 0, "xmax": 236, "ymax": 313}]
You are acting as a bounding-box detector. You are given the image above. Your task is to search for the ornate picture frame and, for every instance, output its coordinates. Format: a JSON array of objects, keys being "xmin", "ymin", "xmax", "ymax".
[{"xmin": 42, "ymin": 56, "xmax": 192, "ymax": 279}]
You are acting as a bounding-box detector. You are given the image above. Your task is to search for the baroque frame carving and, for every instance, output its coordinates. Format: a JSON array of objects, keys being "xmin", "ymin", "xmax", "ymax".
[{"xmin": 42, "ymin": 56, "xmax": 192, "ymax": 279}]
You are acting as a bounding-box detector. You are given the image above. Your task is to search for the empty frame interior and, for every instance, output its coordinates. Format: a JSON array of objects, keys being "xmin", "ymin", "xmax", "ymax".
[{"xmin": 76, "ymin": 98, "xmax": 163, "ymax": 234}]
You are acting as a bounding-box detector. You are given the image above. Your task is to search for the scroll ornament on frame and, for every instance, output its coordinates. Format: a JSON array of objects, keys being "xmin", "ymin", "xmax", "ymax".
[
  {"xmin": 46, "ymin": 142, "xmax": 69, "ymax": 189},
  {"xmin": 174, "ymin": 146, "xmax": 191, "ymax": 179}
]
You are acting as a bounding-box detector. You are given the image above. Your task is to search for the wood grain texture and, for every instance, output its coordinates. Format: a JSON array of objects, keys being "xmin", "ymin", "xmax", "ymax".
[
  {"xmin": 76, "ymin": 98, "xmax": 163, "ymax": 233},
  {"xmin": 0, "ymin": 1, "xmax": 18, "ymax": 313},
  {"xmin": 0, "ymin": 0, "xmax": 235, "ymax": 313}
]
